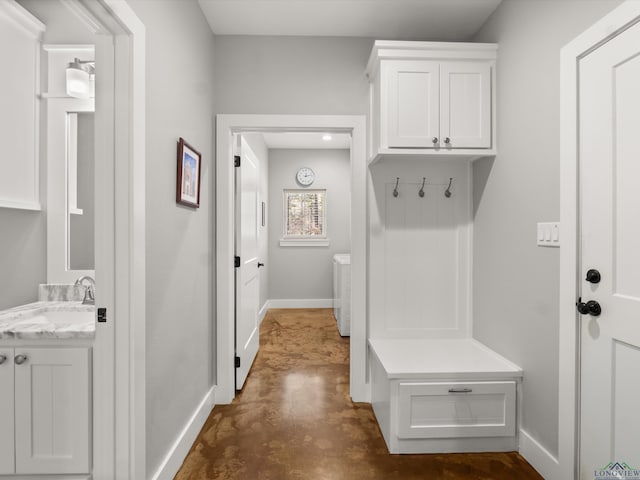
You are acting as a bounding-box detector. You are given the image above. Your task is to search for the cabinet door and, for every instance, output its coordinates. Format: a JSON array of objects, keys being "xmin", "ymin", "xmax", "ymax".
[
  {"xmin": 0, "ymin": 349, "xmax": 14, "ymax": 474},
  {"xmin": 14, "ymin": 348, "xmax": 90, "ymax": 474},
  {"xmin": 385, "ymin": 60, "xmax": 440, "ymax": 148},
  {"xmin": 440, "ymin": 61, "xmax": 491, "ymax": 148}
]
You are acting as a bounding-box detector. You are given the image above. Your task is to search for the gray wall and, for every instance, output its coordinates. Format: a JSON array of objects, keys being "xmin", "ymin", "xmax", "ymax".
[
  {"xmin": 0, "ymin": 209, "xmax": 45, "ymax": 309},
  {"xmin": 214, "ymin": 36, "xmax": 372, "ymax": 115},
  {"xmin": 242, "ymin": 134, "xmax": 270, "ymax": 310},
  {"xmin": 125, "ymin": 0, "xmax": 216, "ymax": 476},
  {"xmin": 70, "ymin": 113, "xmax": 95, "ymax": 271},
  {"xmin": 472, "ymin": 0, "xmax": 623, "ymax": 458},
  {"xmin": 268, "ymin": 149, "xmax": 350, "ymax": 300}
]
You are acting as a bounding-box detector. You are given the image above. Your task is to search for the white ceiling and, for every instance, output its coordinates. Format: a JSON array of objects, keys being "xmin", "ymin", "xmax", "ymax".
[
  {"xmin": 197, "ymin": 0, "xmax": 502, "ymax": 41},
  {"xmin": 262, "ymin": 132, "xmax": 351, "ymax": 149}
]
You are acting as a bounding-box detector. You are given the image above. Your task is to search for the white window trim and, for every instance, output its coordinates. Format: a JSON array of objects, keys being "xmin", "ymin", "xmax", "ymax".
[
  {"xmin": 281, "ymin": 189, "xmax": 329, "ymax": 247},
  {"xmin": 279, "ymin": 237, "xmax": 330, "ymax": 247}
]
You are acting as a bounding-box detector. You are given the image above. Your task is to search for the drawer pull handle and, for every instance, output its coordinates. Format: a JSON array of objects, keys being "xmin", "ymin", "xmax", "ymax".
[
  {"xmin": 448, "ymin": 388, "xmax": 473, "ymax": 393},
  {"xmin": 0, "ymin": 355, "xmax": 6, "ymax": 365}
]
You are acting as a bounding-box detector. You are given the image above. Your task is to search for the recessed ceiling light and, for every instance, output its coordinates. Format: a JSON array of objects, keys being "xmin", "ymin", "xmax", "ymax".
[{"xmin": 322, "ymin": 134, "xmax": 332, "ymax": 141}]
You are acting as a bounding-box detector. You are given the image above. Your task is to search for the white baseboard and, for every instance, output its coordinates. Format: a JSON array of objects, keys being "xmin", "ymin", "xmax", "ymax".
[
  {"xmin": 150, "ymin": 386, "xmax": 216, "ymax": 480},
  {"xmin": 258, "ymin": 300, "xmax": 270, "ymax": 324},
  {"xmin": 519, "ymin": 428, "xmax": 559, "ymax": 480},
  {"xmin": 268, "ymin": 298, "xmax": 333, "ymax": 309}
]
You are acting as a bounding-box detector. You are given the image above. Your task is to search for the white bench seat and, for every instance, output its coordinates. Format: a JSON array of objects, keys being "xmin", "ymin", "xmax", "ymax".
[{"xmin": 369, "ymin": 338, "xmax": 523, "ymax": 454}]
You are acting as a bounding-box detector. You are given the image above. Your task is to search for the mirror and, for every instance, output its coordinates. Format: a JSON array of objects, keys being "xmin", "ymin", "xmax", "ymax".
[
  {"xmin": 46, "ymin": 96, "xmax": 94, "ymax": 284},
  {"xmin": 67, "ymin": 112, "xmax": 95, "ymax": 271},
  {"xmin": 44, "ymin": 45, "xmax": 95, "ymax": 284}
]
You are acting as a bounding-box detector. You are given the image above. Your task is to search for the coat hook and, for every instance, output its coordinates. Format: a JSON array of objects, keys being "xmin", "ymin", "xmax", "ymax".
[
  {"xmin": 445, "ymin": 178, "xmax": 453, "ymax": 198},
  {"xmin": 418, "ymin": 177, "xmax": 426, "ymax": 197},
  {"xmin": 393, "ymin": 177, "xmax": 399, "ymax": 197}
]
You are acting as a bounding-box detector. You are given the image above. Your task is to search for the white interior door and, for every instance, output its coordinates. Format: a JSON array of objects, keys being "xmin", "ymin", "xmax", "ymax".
[
  {"xmin": 234, "ymin": 136, "xmax": 261, "ymax": 389},
  {"xmin": 579, "ymin": 20, "xmax": 640, "ymax": 478}
]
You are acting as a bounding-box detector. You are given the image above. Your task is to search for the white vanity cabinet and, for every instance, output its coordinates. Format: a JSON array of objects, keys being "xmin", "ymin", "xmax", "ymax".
[
  {"xmin": 0, "ymin": 347, "xmax": 91, "ymax": 476},
  {"xmin": 366, "ymin": 41, "xmax": 497, "ymax": 162},
  {"xmin": 0, "ymin": 350, "xmax": 14, "ymax": 475}
]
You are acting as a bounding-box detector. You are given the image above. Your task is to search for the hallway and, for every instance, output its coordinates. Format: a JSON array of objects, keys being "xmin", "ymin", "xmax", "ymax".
[{"xmin": 175, "ymin": 309, "xmax": 542, "ymax": 479}]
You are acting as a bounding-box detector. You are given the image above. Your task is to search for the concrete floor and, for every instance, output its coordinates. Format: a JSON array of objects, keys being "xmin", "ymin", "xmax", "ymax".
[{"xmin": 175, "ymin": 308, "xmax": 543, "ymax": 479}]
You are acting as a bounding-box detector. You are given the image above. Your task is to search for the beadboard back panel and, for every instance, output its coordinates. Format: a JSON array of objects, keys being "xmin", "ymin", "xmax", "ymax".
[{"xmin": 369, "ymin": 158, "xmax": 471, "ymax": 339}]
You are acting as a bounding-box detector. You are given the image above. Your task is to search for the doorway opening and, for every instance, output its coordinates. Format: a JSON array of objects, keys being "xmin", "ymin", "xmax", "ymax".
[
  {"xmin": 216, "ymin": 115, "xmax": 368, "ymax": 405},
  {"xmin": 234, "ymin": 131, "xmax": 353, "ymax": 390}
]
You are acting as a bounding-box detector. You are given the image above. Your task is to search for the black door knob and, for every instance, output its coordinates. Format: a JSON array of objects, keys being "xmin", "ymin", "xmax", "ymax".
[
  {"xmin": 586, "ymin": 300, "xmax": 601, "ymax": 316},
  {"xmin": 576, "ymin": 299, "xmax": 601, "ymax": 316},
  {"xmin": 586, "ymin": 269, "xmax": 601, "ymax": 284},
  {"xmin": 257, "ymin": 262, "xmax": 265, "ymax": 268}
]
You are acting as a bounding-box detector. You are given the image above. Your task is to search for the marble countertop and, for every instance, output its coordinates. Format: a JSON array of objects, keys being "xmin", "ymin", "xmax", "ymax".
[{"xmin": 0, "ymin": 301, "xmax": 95, "ymax": 340}]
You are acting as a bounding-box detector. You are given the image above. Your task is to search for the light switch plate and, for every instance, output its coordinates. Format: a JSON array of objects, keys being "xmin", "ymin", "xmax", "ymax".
[{"xmin": 537, "ymin": 222, "xmax": 560, "ymax": 247}]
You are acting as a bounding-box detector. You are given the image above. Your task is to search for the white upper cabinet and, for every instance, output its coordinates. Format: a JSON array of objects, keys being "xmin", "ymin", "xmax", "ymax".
[
  {"xmin": 366, "ymin": 41, "xmax": 497, "ymax": 163},
  {"xmin": 0, "ymin": 1, "xmax": 45, "ymax": 210}
]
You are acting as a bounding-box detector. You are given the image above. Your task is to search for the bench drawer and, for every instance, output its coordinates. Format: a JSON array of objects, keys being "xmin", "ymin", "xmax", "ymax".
[{"xmin": 397, "ymin": 381, "xmax": 516, "ymax": 439}]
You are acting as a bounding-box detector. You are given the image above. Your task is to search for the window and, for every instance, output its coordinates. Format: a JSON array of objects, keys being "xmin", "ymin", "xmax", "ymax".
[{"xmin": 281, "ymin": 189, "xmax": 328, "ymax": 246}]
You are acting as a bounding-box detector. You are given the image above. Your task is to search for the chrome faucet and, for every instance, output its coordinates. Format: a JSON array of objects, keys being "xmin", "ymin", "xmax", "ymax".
[{"xmin": 74, "ymin": 275, "xmax": 95, "ymax": 305}]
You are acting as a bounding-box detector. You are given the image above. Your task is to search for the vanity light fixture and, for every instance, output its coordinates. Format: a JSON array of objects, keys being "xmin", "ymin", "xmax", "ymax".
[
  {"xmin": 322, "ymin": 134, "xmax": 332, "ymax": 141},
  {"xmin": 66, "ymin": 58, "xmax": 95, "ymax": 99}
]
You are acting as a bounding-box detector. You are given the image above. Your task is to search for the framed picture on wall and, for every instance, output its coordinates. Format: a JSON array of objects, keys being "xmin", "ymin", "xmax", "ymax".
[{"xmin": 176, "ymin": 137, "xmax": 202, "ymax": 208}]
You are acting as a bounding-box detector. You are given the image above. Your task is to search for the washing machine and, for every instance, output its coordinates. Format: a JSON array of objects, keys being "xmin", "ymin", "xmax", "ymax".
[{"xmin": 332, "ymin": 254, "xmax": 351, "ymax": 336}]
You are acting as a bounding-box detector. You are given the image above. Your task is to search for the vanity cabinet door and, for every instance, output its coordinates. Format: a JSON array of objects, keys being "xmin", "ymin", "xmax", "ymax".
[
  {"xmin": 385, "ymin": 60, "xmax": 440, "ymax": 148},
  {"xmin": 0, "ymin": 349, "xmax": 14, "ymax": 474},
  {"xmin": 14, "ymin": 347, "xmax": 91, "ymax": 474},
  {"xmin": 440, "ymin": 61, "xmax": 492, "ymax": 148}
]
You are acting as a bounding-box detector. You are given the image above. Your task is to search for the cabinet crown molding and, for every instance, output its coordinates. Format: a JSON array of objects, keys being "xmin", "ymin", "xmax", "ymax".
[{"xmin": 366, "ymin": 40, "xmax": 498, "ymax": 78}]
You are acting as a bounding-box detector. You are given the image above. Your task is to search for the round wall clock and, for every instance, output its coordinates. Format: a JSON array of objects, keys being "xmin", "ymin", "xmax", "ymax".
[{"xmin": 296, "ymin": 167, "xmax": 315, "ymax": 186}]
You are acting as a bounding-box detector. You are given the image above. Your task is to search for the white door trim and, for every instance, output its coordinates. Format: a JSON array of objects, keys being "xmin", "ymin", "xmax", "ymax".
[
  {"xmin": 92, "ymin": 1, "xmax": 146, "ymax": 479},
  {"xmin": 216, "ymin": 114, "xmax": 368, "ymax": 404},
  {"xmin": 559, "ymin": 3, "xmax": 640, "ymax": 479}
]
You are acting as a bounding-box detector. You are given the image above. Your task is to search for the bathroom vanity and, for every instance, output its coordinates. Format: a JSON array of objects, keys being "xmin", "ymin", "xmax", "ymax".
[{"xmin": 0, "ymin": 293, "xmax": 93, "ymax": 478}]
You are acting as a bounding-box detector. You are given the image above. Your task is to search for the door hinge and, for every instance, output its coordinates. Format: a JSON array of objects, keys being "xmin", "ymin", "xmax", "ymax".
[
  {"xmin": 97, "ymin": 307, "xmax": 107, "ymax": 323},
  {"xmin": 234, "ymin": 155, "xmax": 240, "ymax": 167},
  {"xmin": 234, "ymin": 256, "xmax": 241, "ymax": 268},
  {"xmin": 235, "ymin": 356, "xmax": 241, "ymax": 368}
]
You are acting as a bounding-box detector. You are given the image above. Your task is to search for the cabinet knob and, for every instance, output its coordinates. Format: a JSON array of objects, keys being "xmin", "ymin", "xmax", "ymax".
[
  {"xmin": 432, "ymin": 137, "xmax": 438, "ymax": 144},
  {"xmin": 14, "ymin": 354, "xmax": 28, "ymax": 365},
  {"xmin": 0, "ymin": 355, "xmax": 6, "ymax": 365},
  {"xmin": 444, "ymin": 137, "xmax": 451, "ymax": 144}
]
